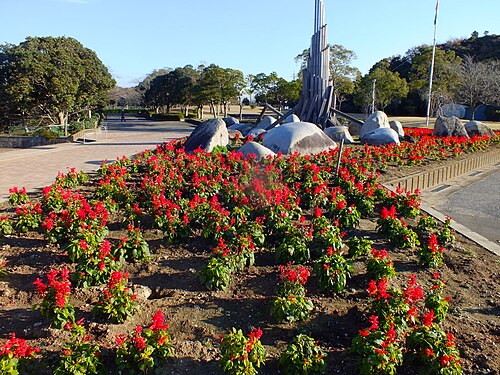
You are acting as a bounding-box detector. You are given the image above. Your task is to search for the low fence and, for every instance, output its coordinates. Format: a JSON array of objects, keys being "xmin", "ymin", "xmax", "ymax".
[
  {"xmin": 0, "ymin": 136, "xmax": 67, "ymax": 148},
  {"xmin": 70, "ymin": 126, "xmax": 108, "ymax": 143},
  {"xmin": 386, "ymin": 150, "xmax": 500, "ymax": 192}
]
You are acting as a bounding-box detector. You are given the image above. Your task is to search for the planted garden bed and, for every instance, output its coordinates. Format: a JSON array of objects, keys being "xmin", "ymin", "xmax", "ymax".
[{"xmin": 0, "ymin": 130, "xmax": 499, "ymax": 374}]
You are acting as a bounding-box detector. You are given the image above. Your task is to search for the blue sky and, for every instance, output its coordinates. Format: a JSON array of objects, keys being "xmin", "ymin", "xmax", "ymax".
[{"xmin": 1, "ymin": 0, "xmax": 498, "ymax": 87}]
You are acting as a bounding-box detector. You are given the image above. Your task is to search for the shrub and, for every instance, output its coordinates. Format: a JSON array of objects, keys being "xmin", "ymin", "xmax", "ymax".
[
  {"xmin": 271, "ymin": 265, "xmax": 314, "ymax": 323},
  {"xmin": 54, "ymin": 321, "xmax": 104, "ymax": 374},
  {"xmin": 116, "ymin": 310, "xmax": 174, "ymax": 373},
  {"xmin": 93, "ymin": 271, "xmax": 138, "ymax": 323},
  {"xmin": 219, "ymin": 327, "xmax": 266, "ymax": 375},
  {"xmin": 0, "ymin": 333, "xmax": 39, "ymax": 375},
  {"xmin": 315, "ymin": 248, "xmax": 353, "ymax": 294},
  {"xmin": 279, "ymin": 334, "xmax": 326, "ymax": 374},
  {"xmin": 33, "ymin": 268, "xmax": 75, "ymax": 329}
]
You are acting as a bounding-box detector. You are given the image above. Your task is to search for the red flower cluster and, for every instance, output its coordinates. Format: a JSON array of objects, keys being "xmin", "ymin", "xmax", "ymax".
[
  {"xmin": 380, "ymin": 205, "xmax": 397, "ymax": 220},
  {"xmin": 279, "ymin": 265, "xmax": 310, "ymax": 285},
  {"xmin": 149, "ymin": 310, "xmax": 169, "ymax": 333},
  {"xmin": 0, "ymin": 333, "xmax": 39, "ymax": 358},
  {"xmin": 246, "ymin": 327, "xmax": 263, "ymax": 353},
  {"xmin": 367, "ymin": 278, "xmax": 392, "ymax": 300},
  {"xmin": 33, "ymin": 268, "xmax": 71, "ymax": 308}
]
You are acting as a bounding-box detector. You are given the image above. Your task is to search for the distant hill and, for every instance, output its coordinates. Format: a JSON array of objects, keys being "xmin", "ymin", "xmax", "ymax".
[{"xmin": 440, "ymin": 34, "xmax": 500, "ymax": 61}]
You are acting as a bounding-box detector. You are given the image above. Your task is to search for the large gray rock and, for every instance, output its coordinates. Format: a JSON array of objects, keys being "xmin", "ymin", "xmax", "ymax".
[
  {"xmin": 223, "ymin": 117, "xmax": 239, "ymax": 126},
  {"xmin": 228, "ymin": 122, "xmax": 253, "ymax": 135},
  {"xmin": 255, "ymin": 115, "xmax": 276, "ymax": 130},
  {"xmin": 263, "ymin": 122, "xmax": 337, "ymax": 155},
  {"xmin": 389, "ymin": 120, "xmax": 405, "ymax": 138},
  {"xmin": 361, "ymin": 128, "xmax": 400, "ymax": 146},
  {"xmin": 433, "ymin": 116, "xmax": 469, "ymax": 138},
  {"xmin": 324, "ymin": 126, "xmax": 355, "ymax": 144},
  {"xmin": 464, "ymin": 120, "xmax": 496, "ymax": 137},
  {"xmin": 184, "ymin": 118, "xmax": 229, "ymax": 153},
  {"xmin": 359, "ymin": 111, "xmax": 390, "ymax": 139},
  {"xmin": 284, "ymin": 114, "xmax": 300, "ymax": 123},
  {"xmin": 247, "ymin": 128, "xmax": 267, "ymax": 139},
  {"xmin": 238, "ymin": 141, "xmax": 276, "ymax": 160}
]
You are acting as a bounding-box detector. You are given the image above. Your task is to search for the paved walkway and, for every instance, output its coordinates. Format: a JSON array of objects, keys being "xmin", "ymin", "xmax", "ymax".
[
  {"xmin": 0, "ymin": 115, "xmax": 193, "ymax": 202},
  {"xmin": 422, "ymin": 163, "xmax": 500, "ymax": 246}
]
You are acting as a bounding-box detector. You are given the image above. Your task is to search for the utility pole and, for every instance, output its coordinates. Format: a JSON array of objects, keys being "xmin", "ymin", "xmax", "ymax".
[
  {"xmin": 371, "ymin": 79, "xmax": 377, "ymax": 114},
  {"xmin": 426, "ymin": 0, "xmax": 439, "ymax": 128}
]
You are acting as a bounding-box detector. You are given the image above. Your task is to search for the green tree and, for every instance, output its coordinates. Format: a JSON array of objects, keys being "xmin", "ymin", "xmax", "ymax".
[
  {"xmin": 408, "ymin": 46, "xmax": 462, "ymax": 116},
  {"xmin": 192, "ymin": 64, "xmax": 244, "ymax": 118},
  {"xmin": 0, "ymin": 36, "xmax": 115, "ymax": 135},
  {"xmin": 354, "ymin": 60, "xmax": 409, "ymax": 112},
  {"xmin": 295, "ymin": 44, "xmax": 361, "ymax": 110}
]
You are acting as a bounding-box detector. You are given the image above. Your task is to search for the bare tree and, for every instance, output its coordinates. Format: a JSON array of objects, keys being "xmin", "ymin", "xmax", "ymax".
[{"xmin": 455, "ymin": 56, "xmax": 500, "ymax": 120}]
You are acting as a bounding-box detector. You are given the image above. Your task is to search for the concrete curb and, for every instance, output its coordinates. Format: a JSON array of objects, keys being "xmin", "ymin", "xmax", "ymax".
[
  {"xmin": 383, "ymin": 183, "xmax": 500, "ymax": 257},
  {"xmin": 386, "ymin": 149, "xmax": 500, "ymax": 192}
]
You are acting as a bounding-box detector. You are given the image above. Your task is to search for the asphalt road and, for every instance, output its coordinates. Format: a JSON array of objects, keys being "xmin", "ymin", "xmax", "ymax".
[{"xmin": 422, "ymin": 165, "xmax": 500, "ymax": 244}]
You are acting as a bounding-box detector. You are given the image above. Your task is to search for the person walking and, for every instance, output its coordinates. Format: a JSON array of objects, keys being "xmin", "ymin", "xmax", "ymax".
[{"xmin": 120, "ymin": 110, "xmax": 126, "ymax": 122}]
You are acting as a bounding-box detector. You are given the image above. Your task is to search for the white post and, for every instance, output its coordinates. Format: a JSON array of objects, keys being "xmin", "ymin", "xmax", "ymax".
[
  {"xmin": 371, "ymin": 79, "xmax": 377, "ymax": 113},
  {"xmin": 426, "ymin": 0, "xmax": 439, "ymax": 128}
]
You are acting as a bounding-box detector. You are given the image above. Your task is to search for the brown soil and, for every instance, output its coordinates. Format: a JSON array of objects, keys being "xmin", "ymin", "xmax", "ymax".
[{"xmin": 0, "ymin": 153, "xmax": 499, "ymax": 374}]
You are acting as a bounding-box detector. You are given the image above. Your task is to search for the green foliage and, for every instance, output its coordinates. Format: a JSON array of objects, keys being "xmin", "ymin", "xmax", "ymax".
[
  {"xmin": 33, "ymin": 269, "xmax": 75, "ymax": 329},
  {"xmin": 271, "ymin": 266, "xmax": 314, "ymax": 323},
  {"xmin": 406, "ymin": 325, "xmax": 462, "ymax": 374},
  {"xmin": 408, "ymin": 46, "xmax": 462, "ymax": 105},
  {"xmin": 219, "ymin": 327, "xmax": 266, "ymax": 375},
  {"xmin": 8, "ymin": 187, "xmax": 28, "ymax": 206},
  {"xmin": 315, "ymin": 251, "xmax": 353, "ymax": 294},
  {"xmin": 116, "ymin": 310, "xmax": 174, "ymax": 373},
  {"xmin": 279, "ymin": 334, "xmax": 327, "ymax": 375},
  {"xmin": 199, "ymin": 255, "xmax": 233, "ymax": 291},
  {"xmin": 0, "ymin": 333, "xmax": 39, "ymax": 375},
  {"xmin": 114, "ymin": 226, "xmax": 150, "ymax": 262},
  {"xmin": 53, "ymin": 323, "xmax": 105, "ymax": 375},
  {"xmin": 354, "ymin": 60, "xmax": 409, "ymax": 111},
  {"xmin": 92, "ymin": 271, "xmax": 138, "ymax": 323},
  {"xmin": 0, "ymin": 216, "xmax": 14, "ymax": 237},
  {"xmin": 366, "ymin": 249, "xmax": 397, "ymax": 280},
  {"xmin": 0, "ymin": 36, "xmax": 115, "ymax": 135},
  {"xmin": 351, "ymin": 324, "xmax": 403, "ymax": 375},
  {"xmin": 346, "ymin": 236, "xmax": 372, "ymax": 259}
]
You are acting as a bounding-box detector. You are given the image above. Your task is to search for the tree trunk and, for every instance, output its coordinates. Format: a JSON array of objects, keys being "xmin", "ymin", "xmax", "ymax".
[
  {"xmin": 58, "ymin": 112, "xmax": 68, "ymax": 137},
  {"xmin": 239, "ymin": 104, "xmax": 243, "ymax": 121}
]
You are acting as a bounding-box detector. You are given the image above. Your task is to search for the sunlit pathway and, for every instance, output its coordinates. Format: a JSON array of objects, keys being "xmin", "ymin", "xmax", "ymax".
[{"xmin": 0, "ymin": 116, "xmax": 193, "ymax": 202}]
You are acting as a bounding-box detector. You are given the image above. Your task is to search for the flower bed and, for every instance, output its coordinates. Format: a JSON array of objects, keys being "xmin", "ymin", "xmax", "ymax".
[{"xmin": 0, "ymin": 131, "xmax": 499, "ymax": 374}]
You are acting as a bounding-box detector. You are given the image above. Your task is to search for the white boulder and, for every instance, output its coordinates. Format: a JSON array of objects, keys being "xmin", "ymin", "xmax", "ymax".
[
  {"xmin": 284, "ymin": 114, "xmax": 301, "ymax": 123},
  {"xmin": 223, "ymin": 117, "xmax": 239, "ymax": 126},
  {"xmin": 254, "ymin": 115, "xmax": 276, "ymax": 130},
  {"xmin": 361, "ymin": 128, "xmax": 400, "ymax": 146},
  {"xmin": 247, "ymin": 128, "xmax": 267, "ymax": 139},
  {"xmin": 238, "ymin": 141, "xmax": 276, "ymax": 160},
  {"xmin": 389, "ymin": 120, "xmax": 405, "ymax": 138},
  {"xmin": 184, "ymin": 118, "xmax": 229, "ymax": 153},
  {"xmin": 263, "ymin": 122, "xmax": 338, "ymax": 155},
  {"xmin": 359, "ymin": 111, "xmax": 390, "ymax": 139},
  {"xmin": 324, "ymin": 126, "xmax": 355, "ymax": 144}
]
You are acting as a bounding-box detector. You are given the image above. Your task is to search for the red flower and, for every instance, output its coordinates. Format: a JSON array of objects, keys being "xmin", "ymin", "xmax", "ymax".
[
  {"xmin": 149, "ymin": 310, "xmax": 169, "ymax": 332},
  {"xmin": 440, "ymin": 355, "xmax": 454, "ymax": 367},
  {"xmin": 368, "ymin": 315, "xmax": 379, "ymax": 331},
  {"xmin": 423, "ymin": 310, "xmax": 435, "ymax": 327},
  {"xmin": 134, "ymin": 335, "xmax": 146, "ymax": 351}
]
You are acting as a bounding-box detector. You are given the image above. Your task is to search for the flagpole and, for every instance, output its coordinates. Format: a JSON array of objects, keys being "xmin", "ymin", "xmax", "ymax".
[{"xmin": 425, "ymin": 0, "xmax": 439, "ymax": 128}]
